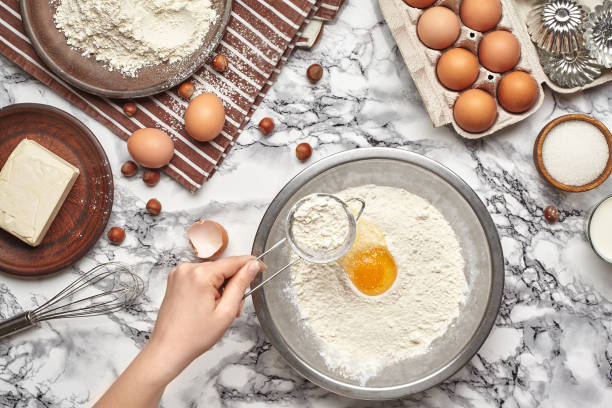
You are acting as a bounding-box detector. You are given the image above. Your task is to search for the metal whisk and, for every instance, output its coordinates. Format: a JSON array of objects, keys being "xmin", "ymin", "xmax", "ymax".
[{"xmin": 0, "ymin": 262, "xmax": 144, "ymax": 340}]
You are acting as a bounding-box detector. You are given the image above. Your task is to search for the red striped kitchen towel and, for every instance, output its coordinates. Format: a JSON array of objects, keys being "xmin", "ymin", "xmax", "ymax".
[
  {"xmin": 315, "ymin": 0, "xmax": 344, "ymax": 20},
  {"xmin": 0, "ymin": 0, "xmax": 344, "ymax": 192}
]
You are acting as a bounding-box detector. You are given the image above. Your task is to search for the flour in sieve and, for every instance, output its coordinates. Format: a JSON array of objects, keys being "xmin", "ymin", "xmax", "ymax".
[
  {"xmin": 290, "ymin": 195, "xmax": 349, "ymax": 255},
  {"xmin": 53, "ymin": 0, "xmax": 217, "ymax": 77},
  {"xmin": 289, "ymin": 185, "xmax": 467, "ymax": 384}
]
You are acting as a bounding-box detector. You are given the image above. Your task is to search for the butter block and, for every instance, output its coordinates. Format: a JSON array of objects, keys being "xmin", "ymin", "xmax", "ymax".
[{"xmin": 0, "ymin": 139, "xmax": 80, "ymax": 247}]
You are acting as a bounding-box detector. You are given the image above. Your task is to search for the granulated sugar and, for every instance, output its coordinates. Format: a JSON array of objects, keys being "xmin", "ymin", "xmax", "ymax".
[{"xmin": 542, "ymin": 120, "xmax": 609, "ymax": 186}]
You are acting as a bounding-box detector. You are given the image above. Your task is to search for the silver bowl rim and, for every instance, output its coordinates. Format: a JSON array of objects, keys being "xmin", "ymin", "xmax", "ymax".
[{"xmin": 251, "ymin": 147, "xmax": 504, "ymax": 400}]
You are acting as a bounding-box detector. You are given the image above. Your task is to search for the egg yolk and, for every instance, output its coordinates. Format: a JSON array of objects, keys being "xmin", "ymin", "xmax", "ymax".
[
  {"xmin": 338, "ymin": 246, "xmax": 397, "ymax": 296},
  {"xmin": 338, "ymin": 214, "xmax": 397, "ymax": 296}
]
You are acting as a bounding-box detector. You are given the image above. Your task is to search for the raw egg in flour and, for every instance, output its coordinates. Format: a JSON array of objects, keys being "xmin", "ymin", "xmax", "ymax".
[{"xmin": 338, "ymin": 216, "xmax": 397, "ymax": 296}]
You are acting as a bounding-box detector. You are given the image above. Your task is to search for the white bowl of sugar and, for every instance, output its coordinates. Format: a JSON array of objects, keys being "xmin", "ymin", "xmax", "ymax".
[{"xmin": 534, "ymin": 114, "xmax": 612, "ymax": 192}]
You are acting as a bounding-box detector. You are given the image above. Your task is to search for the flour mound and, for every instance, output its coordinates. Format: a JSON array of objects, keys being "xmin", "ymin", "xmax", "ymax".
[
  {"xmin": 54, "ymin": 0, "xmax": 217, "ymax": 77},
  {"xmin": 289, "ymin": 185, "xmax": 467, "ymax": 384}
]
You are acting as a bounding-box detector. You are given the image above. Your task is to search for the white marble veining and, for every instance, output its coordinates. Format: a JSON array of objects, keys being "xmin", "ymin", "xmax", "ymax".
[{"xmin": 1, "ymin": 0, "xmax": 612, "ymax": 406}]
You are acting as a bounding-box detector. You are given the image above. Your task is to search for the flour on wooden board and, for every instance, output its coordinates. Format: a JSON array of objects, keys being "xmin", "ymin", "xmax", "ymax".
[{"xmin": 289, "ymin": 185, "xmax": 467, "ymax": 384}]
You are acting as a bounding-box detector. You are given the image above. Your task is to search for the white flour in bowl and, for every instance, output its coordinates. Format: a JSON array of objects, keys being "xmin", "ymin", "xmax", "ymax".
[
  {"xmin": 290, "ymin": 195, "xmax": 349, "ymax": 255},
  {"xmin": 53, "ymin": 0, "xmax": 217, "ymax": 77},
  {"xmin": 289, "ymin": 185, "xmax": 467, "ymax": 384}
]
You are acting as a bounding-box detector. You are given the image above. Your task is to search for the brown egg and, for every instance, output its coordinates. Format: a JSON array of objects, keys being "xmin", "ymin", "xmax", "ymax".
[
  {"xmin": 453, "ymin": 89, "xmax": 497, "ymax": 133},
  {"xmin": 184, "ymin": 93, "xmax": 225, "ymax": 142},
  {"xmin": 478, "ymin": 30, "xmax": 521, "ymax": 73},
  {"xmin": 402, "ymin": 0, "xmax": 435, "ymax": 8},
  {"xmin": 127, "ymin": 128, "xmax": 174, "ymax": 168},
  {"xmin": 497, "ymin": 71, "xmax": 539, "ymax": 113},
  {"xmin": 417, "ymin": 7, "xmax": 461, "ymax": 50},
  {"xmin": 436, "ymin": 48, "xmax": 479, "ymax": 91},
  {"xmin": 460, "ymin": 0, "xmax": 502, "ymax": 32}
]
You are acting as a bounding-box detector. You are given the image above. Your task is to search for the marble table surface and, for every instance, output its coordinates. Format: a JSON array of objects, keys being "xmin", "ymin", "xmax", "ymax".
[{"xmin": 1, "ymin": 1, "xmax": 612, "ymax": 407}]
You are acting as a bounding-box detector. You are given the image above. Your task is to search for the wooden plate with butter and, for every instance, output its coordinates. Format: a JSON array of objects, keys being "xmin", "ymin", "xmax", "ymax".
[{"xmin": 0, "ymin": 103, "xmax": 113, "ymax": 276}]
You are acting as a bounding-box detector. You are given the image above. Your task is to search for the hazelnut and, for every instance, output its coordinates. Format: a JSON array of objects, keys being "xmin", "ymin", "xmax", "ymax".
[
  {"xmin": 123, "ymin": 102, "xmax": 137, "ymax": 117},
  {"xmin": 107, "ymin": 227, "xmax": 125, "ymax": 245},
  {"xmin": 146, "ymin": 198, "xmax": 162, "ymax": 215},
  {"xmin": 121, "ymin": 160, "xmax": 138, "ymax": 177},
  {"xmin": 212, "ymin": 54, "xmax": 229, "ymax": 73},
  {"xmin": 296, "ymin": 143, "xmax": 312, "ymax": 161},
  {"xmin": 544, "ymin": 205, "xmax": 559, "ymax": 223},
  {"xmin": 178, "ymin": 81, "xmax": 195, "ymax": 100},
  {"xmin": 306, "ymin": 64, "xmax": 323, "ymax": 83},
  {"xmin": 259, "ymin": 117, "xmax": 275, "ymax": 135},
  {"xmin": 143, "ymin": 169, "xmax": 161, "ymax": 187}
]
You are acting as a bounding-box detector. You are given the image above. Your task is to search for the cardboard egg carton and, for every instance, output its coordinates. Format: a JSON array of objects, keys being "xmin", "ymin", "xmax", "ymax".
[{"xmin": 379, "ymin": 0, "xmax": 612, "ymax": 139}]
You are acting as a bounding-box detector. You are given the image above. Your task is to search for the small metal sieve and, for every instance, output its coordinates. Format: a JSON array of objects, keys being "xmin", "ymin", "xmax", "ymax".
[{"xmin": 243, "ymin": 193, "xmax": 365, "ymax": 299}]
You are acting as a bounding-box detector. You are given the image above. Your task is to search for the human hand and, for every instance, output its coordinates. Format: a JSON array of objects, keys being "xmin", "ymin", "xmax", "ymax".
[
  {"xmin": 94, "ymin": 256, "xmax": 264, "ymax": 408},
  {"xmin": 146, "ymin": 256, "xmax": 264, "ymax": 382}
]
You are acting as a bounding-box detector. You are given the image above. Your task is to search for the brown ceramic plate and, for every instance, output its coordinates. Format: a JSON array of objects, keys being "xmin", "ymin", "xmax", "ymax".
[
  {"xmin": 0, "ymin": 104, "xmax": 113, "ymax": 277},
  {"xmin": 534, "ymin": 114, "xmax": 612, "ymax": 192},
  {"xmin": 19, "ymin": 0, "xmax": 232, "ymax": 99}
]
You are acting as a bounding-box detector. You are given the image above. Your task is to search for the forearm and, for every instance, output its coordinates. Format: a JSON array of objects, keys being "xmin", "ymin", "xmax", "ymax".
[
  {"xmin": 94, "ymin": 258, "xmax": 260, "ymax": 407},
  {"xmin": 94, "ymin": 342, "xmax": 177, "ymax": 408}
]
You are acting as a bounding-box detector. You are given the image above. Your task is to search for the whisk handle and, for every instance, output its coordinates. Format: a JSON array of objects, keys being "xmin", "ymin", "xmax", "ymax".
[{"xmin": 0, "ymin": 312, "xmax": 35, "ymax": 340}]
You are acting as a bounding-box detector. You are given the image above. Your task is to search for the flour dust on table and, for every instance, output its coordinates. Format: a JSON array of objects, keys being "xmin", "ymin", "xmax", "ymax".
[{"xmin": 288, "ymin": 185, "xmax": 467, "ymax": 384}]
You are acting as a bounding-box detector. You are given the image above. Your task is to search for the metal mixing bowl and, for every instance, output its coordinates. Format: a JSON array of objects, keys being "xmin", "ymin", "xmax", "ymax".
[{"xmin": 251, "ymin": 148, "xmax": 504, "ymax": 400}]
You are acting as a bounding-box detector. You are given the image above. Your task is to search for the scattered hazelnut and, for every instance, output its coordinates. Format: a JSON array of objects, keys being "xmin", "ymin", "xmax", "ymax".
[
  {"xmin": 143, "ymin": 169, "xmax": 161, "ymax": 187},
  {"xmin": 123, "ymin": 102, "xmax": 137, "ymax": 117},
  {"xmin": 296, "ymin": 143, "xmax": 312, "ymax": 161},
  {"xmin": 259, "ymin": 117, "xmax": 275, "ymax": 135},
  {"xmin": 107, "ymin": 227, "xmax": 126, "ymax": 245},
  {"xmin": 212, "ymin": 54, "xmax": 229, "ymax": 73},
  {"xmin": 544, "ymin": 205, "xmax": 559, "ymax": 223},
  {"xmin": 146, "ymin": 198, "xmax": 162, "ymax": 215},
  {"xmin": 306, "ymin": 64, "xmax": 323, "ymax": 83},
  {"xmin": 178, "ymin": 81, "xmax": 195, "ymax": 100},
  {"xmin": 121, "ymin": 160, "xmax": 138, "ymax": 177}
]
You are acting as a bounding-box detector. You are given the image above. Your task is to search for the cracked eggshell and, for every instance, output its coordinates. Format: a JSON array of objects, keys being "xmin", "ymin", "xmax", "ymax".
[{"xmin": 187, "ymin": 220, "xmax": 228, "ymax": 260}]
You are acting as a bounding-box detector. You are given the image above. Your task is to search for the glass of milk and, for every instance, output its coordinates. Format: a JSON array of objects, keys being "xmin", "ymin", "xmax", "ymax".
[{"xmin": 586, "ymin": 195, "xmax": 612, "ymax": 263}]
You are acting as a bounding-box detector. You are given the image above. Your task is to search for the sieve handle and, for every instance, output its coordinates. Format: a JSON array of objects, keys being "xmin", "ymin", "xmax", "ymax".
[
  {"xmin": 0, "ymin": 311, "xmax": 35, "ymax": 340},
  {"xmin": 245, "ymin": 237, "xmax": 292, "ymax": 299},
  {"xmin": 255, "ymin": 237, "xmax": 286, "ymax": 261},
  {"xmin": 346, "ymin": 197, "xmax": 366, "ymax": 221},
  {"xmin": 243, "ymin": 259, "xmax": 299, "ymax": 299}
]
